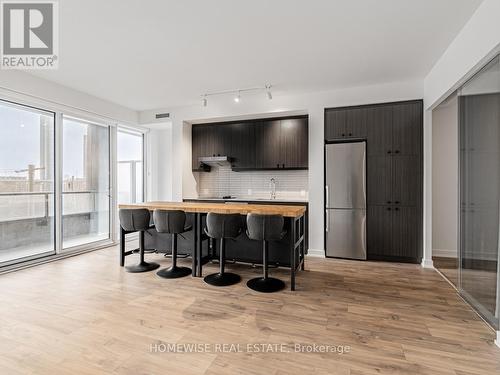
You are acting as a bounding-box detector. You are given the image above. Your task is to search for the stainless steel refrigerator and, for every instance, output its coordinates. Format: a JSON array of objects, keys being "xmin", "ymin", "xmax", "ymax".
[{"xmin": 325, "ymin": 141, "xmax": 367, "ymax": 260}]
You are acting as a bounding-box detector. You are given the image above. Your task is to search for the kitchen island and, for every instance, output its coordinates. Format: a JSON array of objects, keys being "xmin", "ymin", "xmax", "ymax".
[{"xmin": 118, "ymin": 201, "xmax": 306, "ymax": 290}]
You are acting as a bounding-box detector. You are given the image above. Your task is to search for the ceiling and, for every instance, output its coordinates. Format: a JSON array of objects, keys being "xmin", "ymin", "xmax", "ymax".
[{"xmin": 28, "ymin": 0, "xmax": 483, "ymax": 111}]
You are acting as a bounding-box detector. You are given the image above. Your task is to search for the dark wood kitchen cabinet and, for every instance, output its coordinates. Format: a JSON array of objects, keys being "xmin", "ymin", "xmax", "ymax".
[
  {"xmin": 192, "ymin": 124, "xmax": 216, "ymax": 171},
  {"xmin": 255, "ymin": 117, "xmax": 308, "ymax": 169},
  {"xmin": 255, "ymin": 120, "xmax": 282, "ymax": 169},
  {"xmin": 281, "ymin": 118, "xmax": 308, "ymax": 169},
  {"xmin": 325, "ymin": 107, "xmax": 367, "ymax": 140},
  {"xmin": 325, "ymin": 100, "xmax": 423, "ymax": 263},
  {"xmin": 230, "ymin": 122, "xmax": 256, "ymax": 169},
  {"xmin": 192, "ymin": 116, "xmax": 308, "ymax": 172},
  {"xmin": 367, "ymin": 205, "xmax": 419, "ymax": 260}
]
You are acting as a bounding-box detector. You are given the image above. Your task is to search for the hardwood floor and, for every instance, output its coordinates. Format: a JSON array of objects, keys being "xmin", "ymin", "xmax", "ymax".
[{"xmin": 0, "ymin": 246, "xmax": 499, "ymax": 375}]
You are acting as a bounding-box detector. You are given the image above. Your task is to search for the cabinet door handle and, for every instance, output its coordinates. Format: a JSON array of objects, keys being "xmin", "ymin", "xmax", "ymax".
[
  {"xmin": 394, "ymin": 207, "xmax": 399, "ymax": 211},
  {"xmin": 395, "ymin": 150, "xmax": 400, "ymax": 154},
  {"xmin": 325, "ymin": 185, "xmax": 329, "ymax": 207},
  {"xmin": 387, "ymin": 201, "xmax": 391, "ymax": 204},
  {"xmin": 282, "ymin": 164, "xmax": 285, "ymax": 168},
  {"xmin": 387, "ymin": 150, "xmax": 392, "ymax": 154},
  {"xmin": 395, "ymin": 201, "xmax": 400, "ymax": 204},
  {"xmin": 276, "ymin": 164, "xmax": 280, "ymax": 168},
  {"xmin": 348, "ymin": 133, "xmax": 352, "ymax": 136},
  {"xmin": 325, "ymin": 210, "xmax": 329, "ymax": 232},
  {"xmin": 387, "ymin": 207, "xmax": 391, "ymax": 211},
  {"xmin": 341, "ymin": 133, "xmax": 345, "ymax": 137}
]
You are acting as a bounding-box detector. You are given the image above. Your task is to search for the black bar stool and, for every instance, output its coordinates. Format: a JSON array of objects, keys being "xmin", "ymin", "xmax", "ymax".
[
  {"xmin": 204, "ymin": 213, "xmax": 243, "ymax": 286},
  {"xmin": 153, "ymin": 209, "xmax": 192, "ymax": 278},
  {"xmin": 119, "ymin": 208, "xmax": 160, "ymax": 273},
  {"xmin": 246, "ymin": 213, "xmax": 286, "ymax": 293}
]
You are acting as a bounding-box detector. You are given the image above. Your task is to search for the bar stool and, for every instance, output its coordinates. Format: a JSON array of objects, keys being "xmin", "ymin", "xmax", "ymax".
[
  {"xmin": 119, "ymin": 208, "xmax": 160, "ymax": 273},
  {"xmin": 204, "ymin": 213, "xmax": 243, "ymax": 286},
  {"xmin": 246, "ymin": 213, "xmax": 286, "ymax": 293},
  {"xmin": 153, "ymin": 209, "xmax": 192, "ymax": 278}
]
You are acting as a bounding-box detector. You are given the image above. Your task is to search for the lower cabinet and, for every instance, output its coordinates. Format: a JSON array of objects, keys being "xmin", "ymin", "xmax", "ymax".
[{"xmin": 367, "ymin": 205, "xmax": 421, "ymax": 262}]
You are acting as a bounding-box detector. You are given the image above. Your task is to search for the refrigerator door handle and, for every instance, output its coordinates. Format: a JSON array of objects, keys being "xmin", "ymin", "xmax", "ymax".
[
  {"xmin": 325, "ymin": 209, "xmax": 329, "ymax": 232},
  {"xmin": 325, "ymin": 185, "xmax": 329, "ymax": 208}
]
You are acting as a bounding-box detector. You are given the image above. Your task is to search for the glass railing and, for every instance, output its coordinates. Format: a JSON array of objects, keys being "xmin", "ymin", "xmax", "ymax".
[{"xmin": 0, "ymin": 190, "xmax": 110, "ymax": 264}]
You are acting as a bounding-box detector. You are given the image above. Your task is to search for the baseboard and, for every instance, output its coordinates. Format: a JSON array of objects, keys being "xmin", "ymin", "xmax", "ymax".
[
  {"xmin": 307, "ymin": 248, "xmax": 325, "ymax": 257},
  {"xmin": 421, "ymin": 258, "xmax": 434, "ymax": 268},
  {"xmin": 433, "ymin": 248, "xmax": 457, "ymax": 258}
]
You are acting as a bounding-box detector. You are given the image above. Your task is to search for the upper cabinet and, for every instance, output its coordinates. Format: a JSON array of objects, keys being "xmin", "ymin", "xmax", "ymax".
[
  {"xmin": 325, "ymin": 107, "xmax": 367, "ymax": 140},
  {"xmin": 280, "ymin": 118, "xmax": 308, "ymax": 169},
  {"xmin": 230, "ymin": 122, "xmax": 256, "ymax": 169},
  {"xmin": 255, "ymin": 120, "xmax": 282, "ymax": 169},
  {"xmin": 192, "ymin": 116, "xmax": 308, "ymax": 171}
]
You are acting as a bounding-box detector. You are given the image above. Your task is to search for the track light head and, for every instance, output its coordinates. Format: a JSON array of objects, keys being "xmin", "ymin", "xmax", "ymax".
[{"xmin": 265, "ymin": 84, "xmax": 272, "ymax": 100}]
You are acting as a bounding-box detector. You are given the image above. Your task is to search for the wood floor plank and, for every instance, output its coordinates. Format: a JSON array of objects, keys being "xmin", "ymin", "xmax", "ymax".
[{"xmin": 0, "ymin": 247, "xmax": 498, "ymax": 375}]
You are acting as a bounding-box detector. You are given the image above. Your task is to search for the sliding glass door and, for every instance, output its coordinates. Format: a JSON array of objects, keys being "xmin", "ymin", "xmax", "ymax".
[
  {"xmin": 0, "ymin": 100, "xmax": 55, "ymax": 265},
  {"xmin": 62, "ymin": 117, "xmax": 111, "ymax": 249},
  {"xmin": 459, "ymin": 55, "xmax": 500, "ymax": 329}
]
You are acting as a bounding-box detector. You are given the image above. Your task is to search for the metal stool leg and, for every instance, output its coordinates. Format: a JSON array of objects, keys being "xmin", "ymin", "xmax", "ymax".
[
  {"xmin": 157, "ymin": 234, "xmax": 191, "ymax": 278},
  {"xmin": 204, "ymin": 238, "xmax": 241, "ymax": 286},
  {"xmin": 247, "ymin": 240, "xmax": 285, "ymax": 293},
  {"xmin": 125, "ymin": 231, "xmax": 160, "ymax": 273}
]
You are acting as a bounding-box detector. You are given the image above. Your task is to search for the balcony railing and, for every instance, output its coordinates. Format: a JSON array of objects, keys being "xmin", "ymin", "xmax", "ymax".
[{"xmin": 0, "ymin": 191, "xmax": 106, "ymax": 222}]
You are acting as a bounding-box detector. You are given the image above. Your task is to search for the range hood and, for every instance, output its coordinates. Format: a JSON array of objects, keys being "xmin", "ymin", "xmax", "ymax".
[{"xmin": 198, "ymin": 156, "xmax": 232, "ymax": 168}]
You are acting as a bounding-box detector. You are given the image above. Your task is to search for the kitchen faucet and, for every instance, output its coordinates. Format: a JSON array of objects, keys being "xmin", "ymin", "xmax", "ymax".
[{"xmin": 270, "ymin": 178, "xmax": 276, "ymax": 200}]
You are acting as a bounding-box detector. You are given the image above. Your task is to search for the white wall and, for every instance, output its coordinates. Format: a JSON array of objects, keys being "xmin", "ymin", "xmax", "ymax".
[
  {"xmin": 140, "ymin": 80, "xmax": 423, "ymax": 255},
  {"xmin": 145, "ymin": 124, "xmax": 173, "ymax": 201},
  {"xmin": 0, "ymin": 70, "xmax": 138, "ymax": 125},
  {"xmin": 432, "ymin": 95, "xmax": 458, "ymax": 258},
  {"xmin": 424, "ymin": 0, "xmax": 500, "ymax": 108}
]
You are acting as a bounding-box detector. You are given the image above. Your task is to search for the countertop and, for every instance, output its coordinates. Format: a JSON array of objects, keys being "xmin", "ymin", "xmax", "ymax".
[
  {"xmin": 184, "ymin": 197, "xmax": 309, "ymax": 203},
  {"xmin": 119, "ymin": 201, "xmax": 306, "ymax": 218}
]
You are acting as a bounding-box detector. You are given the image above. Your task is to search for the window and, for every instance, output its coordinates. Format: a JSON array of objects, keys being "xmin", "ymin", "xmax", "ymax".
[
  {"xmin": 62, "ymin": 117, "xmax": 110, "ymax": 249},
  {"xmin": 0, "ymin": 100, "xmax": 55, "ymax": 264},
  {"xmin": 117, "ymin": 128, "xmax": 144, "ymax": 204}
]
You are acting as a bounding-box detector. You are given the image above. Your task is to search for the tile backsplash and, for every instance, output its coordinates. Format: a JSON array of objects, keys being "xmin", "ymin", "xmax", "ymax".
[{"xmin": 194, "ymin": 166, "xmax": 308, "ymax": 200}]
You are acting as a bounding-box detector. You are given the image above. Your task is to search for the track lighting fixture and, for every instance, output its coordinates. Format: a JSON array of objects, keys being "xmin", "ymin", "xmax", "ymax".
[{"xmin": 200, "ymin": 84, "xmax": 272, "ymax": 107}]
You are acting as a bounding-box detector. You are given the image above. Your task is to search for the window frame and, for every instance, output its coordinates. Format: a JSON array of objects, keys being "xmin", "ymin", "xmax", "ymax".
[{"xmin": 0, "ymin": 91, "xmax": 148, "ymax": 270}]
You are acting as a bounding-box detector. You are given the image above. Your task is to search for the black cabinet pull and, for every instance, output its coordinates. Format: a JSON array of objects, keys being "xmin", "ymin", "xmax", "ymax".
[
  {"xmin": 341, "ymin": 133, "xmax": 345, "ymax": 137},
  {"xmin": 395, "ymin": 150, "xmax": 400, "ymax": 154},
  {"xmin": 395, "ymin": 201, "xmax": 400, "ymax": 204},
  {"xmin": 387, "ymin": 150, "xmax": 392, "ymax": 154},
  {"xmin": 387, "ymin": 201, "xmax": 391, "ymax": 204},
  {"xmin": 394, "ymin": 207, "xmax": 399, "ymax": 211},
  {"xmin": 282, "ymin": 164, "xmax": 285, "ymax": 168},
  {"xmin": 348, "ymin": 133, "xmax": 352, "ymax": 136},
  {"xmin": 276, "ymin": 164, "xmax": 280, "ymax": 168},
  {"xmin": 212, "ymin": 154, "xmax": 215, "ymax": 157},
  {"xmin": 387, "ymin": 207, "xmax": 391, "ymax": 211}
]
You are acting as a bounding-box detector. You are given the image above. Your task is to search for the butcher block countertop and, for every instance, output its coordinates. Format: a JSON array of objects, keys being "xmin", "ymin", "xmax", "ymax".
[{"xmin": 118, "ymin": 201, "xmax": 306, "ymax": 218}]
